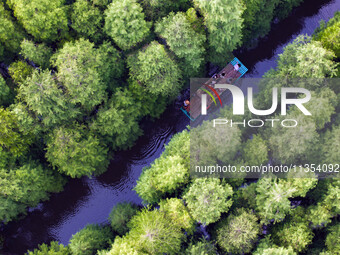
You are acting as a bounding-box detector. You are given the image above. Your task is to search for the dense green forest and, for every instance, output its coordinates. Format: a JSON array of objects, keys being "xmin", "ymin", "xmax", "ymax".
[
  {"xmin": 0, "ymin": 0, "xmax": 310, "ymax": 224},
  {"xmin": 0, "ymin": 0, "xmax": 339, "ymax": 253},
  {"xmin": 24, "ymin": 10, "xmax": 340, "ymax": 255}
]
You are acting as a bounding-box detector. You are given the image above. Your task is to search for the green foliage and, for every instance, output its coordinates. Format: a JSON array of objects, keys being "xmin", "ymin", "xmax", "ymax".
[
  {"xmin": 265, "ymin": 114, "xmax": 318, "ymax": 164},
  {"xmin": 141, "ymin": 0, "xmax": 191, "ymax": 21},
  {"xmin": 185, "ymin": 8, "xmax": 205, "ymax": 35},
  {"xmin": 193, "ymin": 0, "xmax": 244, "ymax": 60},
  {"xmin": 232, "ymin": 182, "xmax": 257, "ymax": 210},
  {"xmin": 323, "ymin": 181, "xmax": 340, "ymax": 216},
  {"xmin": 321, "ymin": 125, "xmax": 340, "ymax": 164},
  {"xmin": 325, "ymin": 224, "xmax": 340, "ymax": 254},
  {"xmin": 91, "ymin": 0, "xmax": 110, "ymax": 8},
  {"xmin": 0, "ymin": 76, "xmax": 11, "ymax": 106},
  {"xmin": 108, "ymin": 202, "xmax": 138, "ymax": 235},
  {"xmin": 275, "ymin": 36, "xmax": 338, "ymax": 78},
  {"xmin": 241, "ymin": 134, "xmax": 268, "ymax": 165},
  {"xmin": 71, "ymin": 0, "xmax": 103, "ymax": 42},
  {"xmin": 315, "ymin": 11, "xmax": 340, "ymax": 57},
  {"xmin": 105, "ymin": 236, "xmax": 144, "ymax": 255},
  {"xmin": 0, "ymin": 197, "xmax": 26, "ymax": 224},
  {"xmin": 135, "ymin": 155, "xmax": 188, "ymax": 203},
  {"xmin": 155, "ymin": 12, "xmax": 206, "ymax": 77},
  {"xmin": 307, "ymin": 203, "xmax": 333, "ymax": 229},
  {"xmin": 257, "ymin": 247, "xmax": 297, "ymax": 255},
  {"xmin": 127, "ymin": 41, "xmax": 182, "ymax": 97},
  {"xmin": 0, "ymin": 146, "xmax": 16, "ymax": 169},
  {"xmin": 272, "ymin": 219, "xmax": 314, "ymax": 253},
  {"xmin": 0, "ymin": 161, "xmax": 65, "ymax": 223},
  {"xmin": 159, "ymin": 198, "xmax": 195, "ymax": 233},
  {"xmin": 9, "ymin": 0, "xmax": 68, "ymax": 42},
  {"xmin": 8, "ymin": 60, "xmax": 34, "ymax": 85},
  {"xmin": 216, "ymin": 209, "xmax": 261, "ymax": 254},
  {"xmin": 134, "ymin": 130, "xmax": 189, "ymax": 204},
  {"xmin": 126, "ymin": 209, "xmax": 184, "ymax": 254},
  {"xmin": 90, "ymin": 88, "xmax": 142, "ymax": 150},
  {"xmin": 297, "ymin": 88, "xmax": 337, "ymax": 130},
  {"xmin": 185, "ymin": 239, "xmax": 217, "ymax": 255},
  {"xmin": 255, "ymin": 177, "xmax": 294, "ymax": 224},
  {"xmin": 20, "ymin": 39, "xmax": 53, "ymax": 69},
  {"xmin": 0, "ymin": 107, "xmax": 32, "ymax": 157},
  {"xmin": 46, "ymin": 126, "xmax": 109, "ymax": 178},
  {"xmin": 128, "ymin": 79, "xmax": 168, "ymax": 118},
  {"xmin": 184, "ymin": 178, "xmax": 233, "ymax": 225},
  {"xmin": 107, "ymin": 208, "xmax": 185, "ymax": 254},
  {"xmin": 274, "ymin": 0, "xmax": 304, "ymax": 20},
  {"xmin": 0, "ymin": 43, "xmax": 4, "ymax": 59},
  {"xmin": 27, "ymin": 241, "xmax": 71, "ymax": 255},
  {"xmin": 284, "ymin": 170, "xmax": 317, "ymax": 197},
  {"xmin": 0, "ymin": 2, "xmax": 25, "ymax": 55},
  {"xmin": 9, "ymin": 102, "xmax": 43, "ymax": 137},
  {"xmin": 0, "ymin": 161, "xmax": 64, "ymax": 205},
  {"xmin": 104, "ymin": 0, "xmax": 150, "ymax": 50},
  {"xmin": 69, "ymin": 224, "xmax": 113, "ymax": 255},
  {"xmin": 307, "ymin": 180, "xmax": 339, "ymax": 228},
  {"xmin": 52, "ymin": 39, "xmax": 108, "ymax": 112},
  {"xmin": 191, "ymin": 120, "xmax": 242, "ymax": 166},
  {"xmin": 317, "ymin": 22, "xmax": 340, "ymax": 58},
  {"xmin": 18, "ymin": 70, "xmax": 80, "ymax": 129},
  {"xmin": 97, "ymin": 41, "xmax": 125, "ymax": 92},
  {"xmin": 241, "ymin": 0, "xmax": 279, "ymax": 45}
]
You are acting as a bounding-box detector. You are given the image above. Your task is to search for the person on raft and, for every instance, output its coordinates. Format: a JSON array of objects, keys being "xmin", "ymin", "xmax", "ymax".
[
  {"xmin": 234, "ymin": 61, "xmax": 240, "ymax": 71},
  {"xmin": 183, "ymin": 99, "xmax": 190, "ymax": 111}
]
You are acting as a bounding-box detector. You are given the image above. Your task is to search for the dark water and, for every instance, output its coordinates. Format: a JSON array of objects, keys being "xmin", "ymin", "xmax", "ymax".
[{"xmin": 1, "ymin": 0, "xmax": 339, "ymax": 253}]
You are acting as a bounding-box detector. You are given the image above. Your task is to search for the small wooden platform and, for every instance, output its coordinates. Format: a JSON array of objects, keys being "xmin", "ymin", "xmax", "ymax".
[{"xmin": 181, "ymin": 57, "xmax": 248, "ymax": 121}]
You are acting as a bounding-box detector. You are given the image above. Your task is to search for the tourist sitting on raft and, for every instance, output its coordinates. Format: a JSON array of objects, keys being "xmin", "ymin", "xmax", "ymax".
[
  {"xmin": 234, "ymin": 61, "xmax": 240, "ymax": 71},
  {"xmin": 183, "ymin": 99, "xmax": 190, "ymax": 111}
]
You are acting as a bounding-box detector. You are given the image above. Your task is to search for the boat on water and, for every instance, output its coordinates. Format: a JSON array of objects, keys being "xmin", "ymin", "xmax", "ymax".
[{"xmin": 180, "ymin": 57, "xmax": 248, "ymax": 121}]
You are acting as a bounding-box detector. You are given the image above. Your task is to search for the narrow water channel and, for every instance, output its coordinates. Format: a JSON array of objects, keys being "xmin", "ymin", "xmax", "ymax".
[{"xmin": 1, "ymin": 0, "xmax": 339, "ymax": 253}]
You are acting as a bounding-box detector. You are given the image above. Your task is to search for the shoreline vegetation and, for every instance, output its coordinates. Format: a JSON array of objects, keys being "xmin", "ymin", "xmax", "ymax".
[{"xmin": 0, "ymin": 0, "xmax": 339, "ymax": 254}]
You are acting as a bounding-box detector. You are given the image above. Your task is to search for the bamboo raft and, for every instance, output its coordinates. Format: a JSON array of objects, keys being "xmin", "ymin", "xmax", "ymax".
[{"xmin": 181, "ymin": 57, "xmax": 248, "ymax": 121}]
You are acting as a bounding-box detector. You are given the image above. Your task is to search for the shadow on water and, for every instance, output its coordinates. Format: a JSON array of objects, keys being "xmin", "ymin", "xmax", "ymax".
[{"xmin": 1, "ymin": 0, "xmax": 339, "ymax": 253}]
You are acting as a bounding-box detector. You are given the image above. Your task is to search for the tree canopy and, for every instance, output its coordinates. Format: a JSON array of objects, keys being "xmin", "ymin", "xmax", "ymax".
[
  {"xmin": 45, "ymin": 126, "xmax": 109, "ymax": 178},
  {"xmin": 183, "ymin": 178, "xmax": 233, "ymax": 225},
  {"xmin": 0, "ymin": 2, "xmax": 25, "ymax": 56},
  {"xmin": 155, "ymin": 12, "xmax": 206, "ymax": 77},
  {"xmin": 20, "ymin": 40, "xmax": 53, "ymax": 69},
  {"xmin": 71, "ymin": 0, "xmax": 103, "ymax": 42},
  {"xmin": 51, "ymin": 39, "xmax": 108, "ymax": 112},
  {"xmin": 27, "ymin": 241, "xmax": 71, "ymax": 255},
  {"xmin": 107, "ymin": 209, "xmax": 184, "ymax": 255},
  {"xmin": 193, "ymin": 0, "xmax": 244, "ymax": 61},
  {"xmin": 108, "ymin": 202, "xmax": 139, "ymax": 235},
  {"xmin": 134, "ymin": 130, "xmax": 189, "ymax": 204},
  {"xmin": 104, "ymin": 0, "xmax": 150, "ymax": 50},
  {"xmin": 127, "ymin": 41, "xmax": 182, "ymax": 97},
  {"xmin": 18, "ymin": 70, "xmax": 80, "ymax": 129},
  {"xmin": 0, "ymin": 161, "xmax": 65, "ymax": 223},
  {"xmin": 216, "ymin": 209, "xmax": 261, "ymax": 254},
  {"xmin": 0, "ymin": 76, "xmax": 12, "ymax": 106},
  {"xmin": 69, "ymin": 224, "xmax": 113, "ymax": 255},
  {"xmin": 90, "ymin": 88, "xmax": 142, "ymax": 150},
  {"xmin": 8, "ymin": 0, "xmax": 68, "ymax": 41},
  {"xmin": 0, "ymin": 107, "xmax": 32, "ymax": 157}
]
